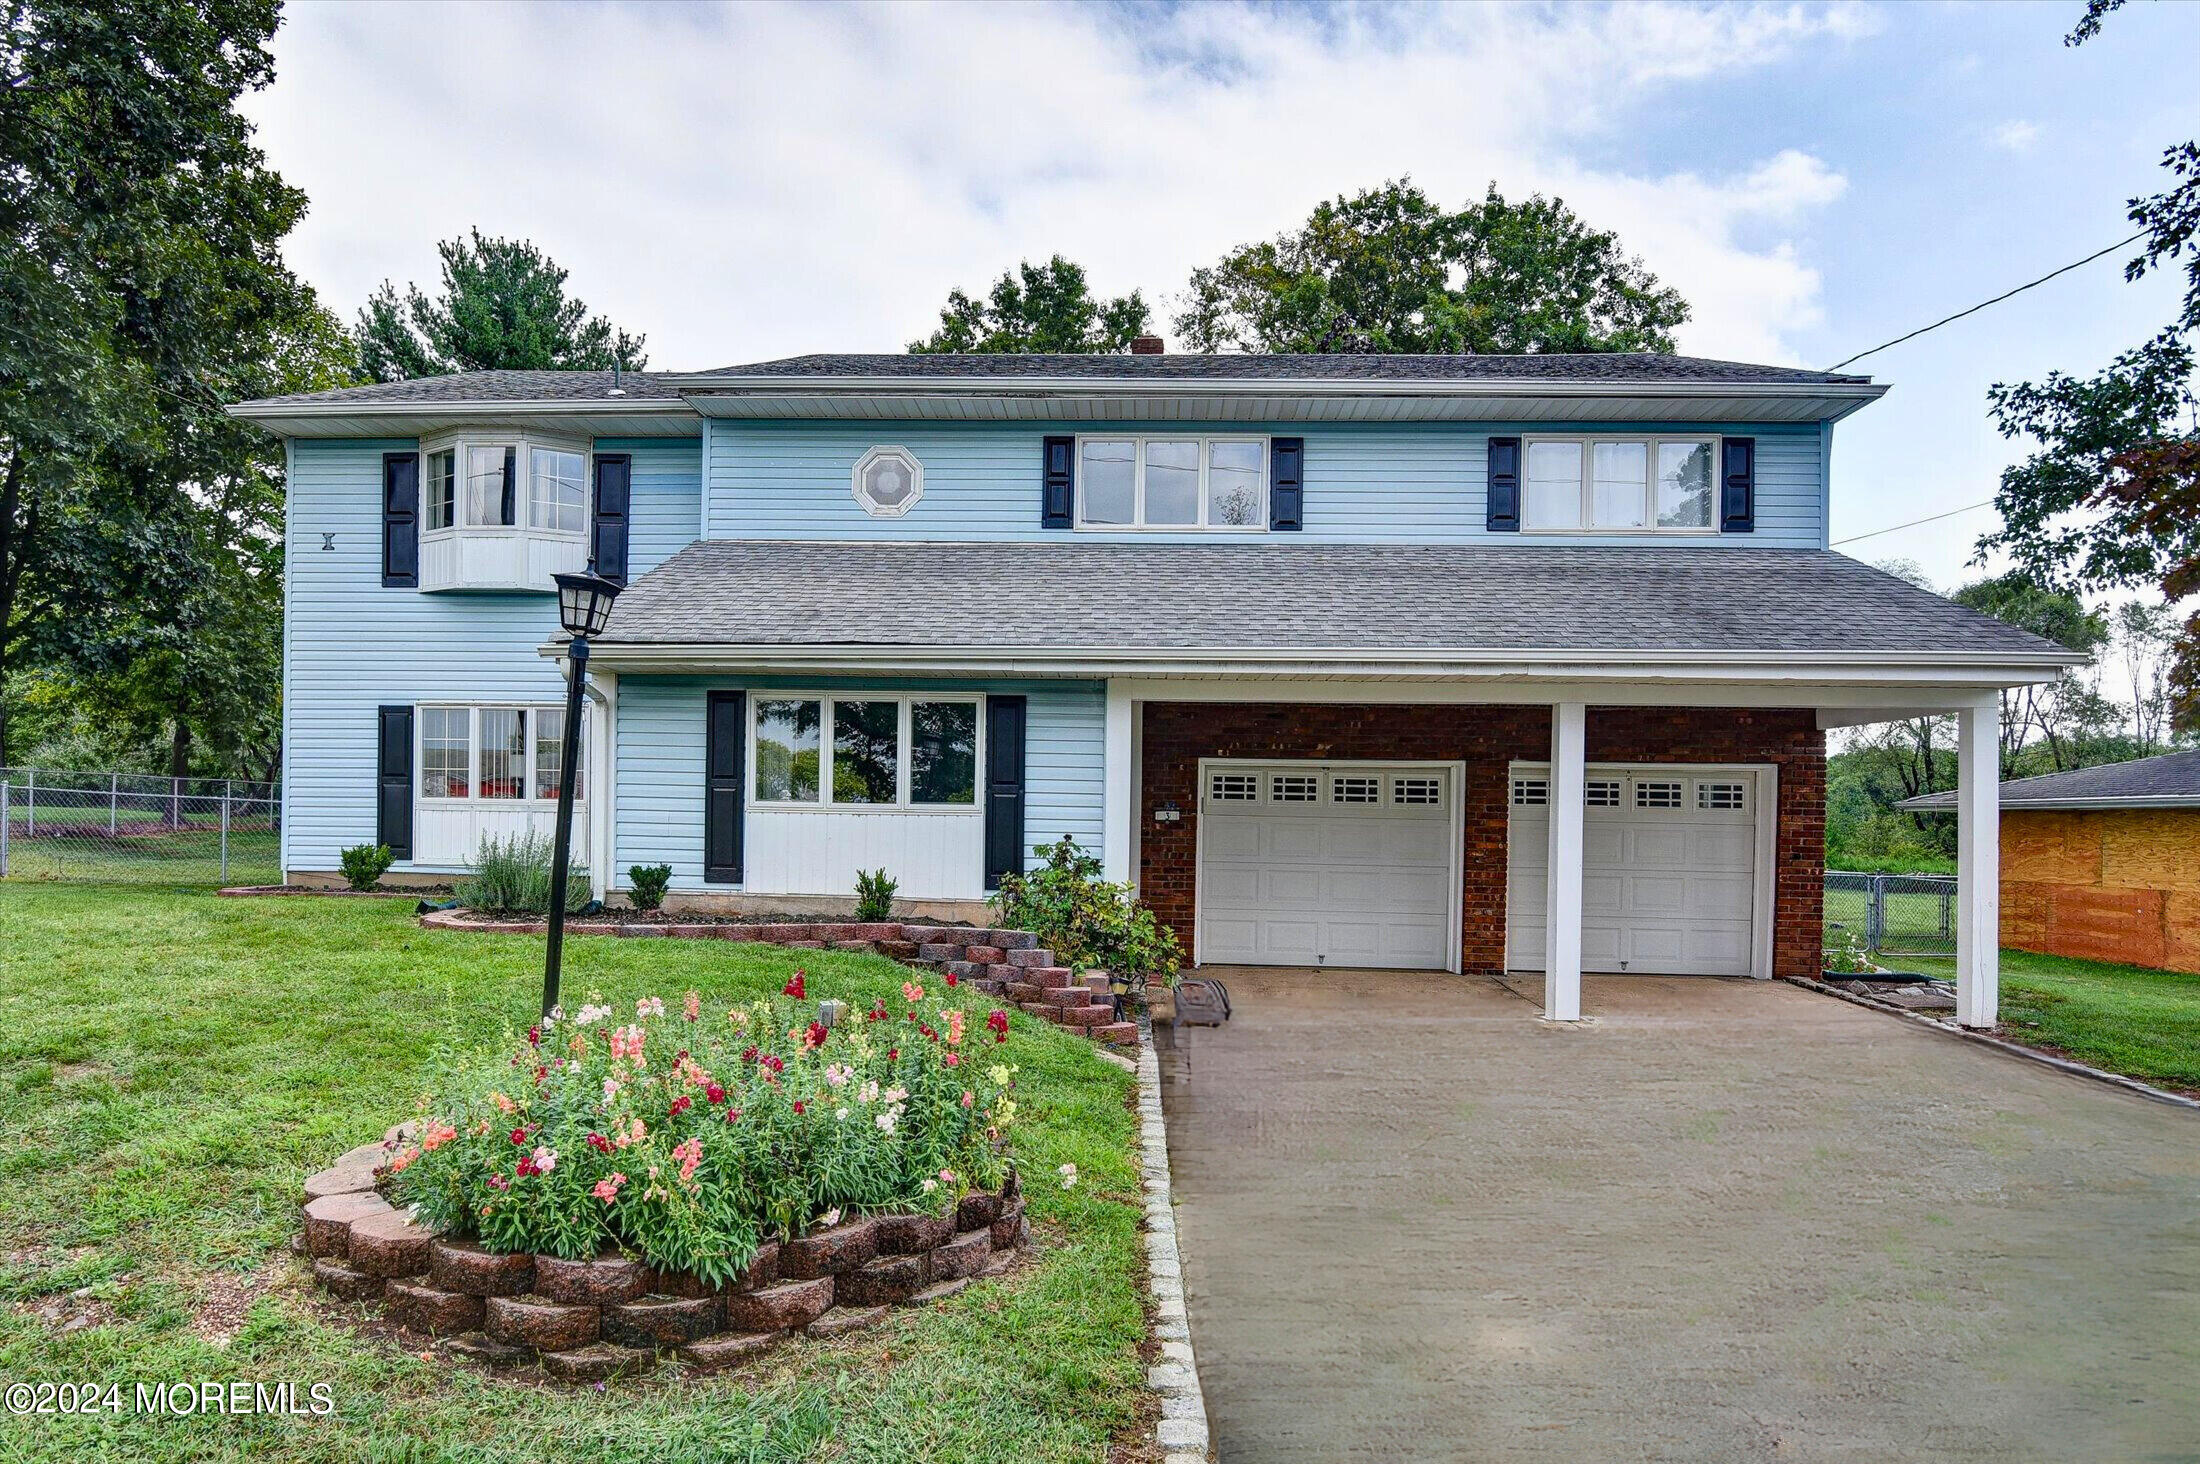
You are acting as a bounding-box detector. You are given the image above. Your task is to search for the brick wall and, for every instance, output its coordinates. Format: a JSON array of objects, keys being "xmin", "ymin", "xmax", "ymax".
[{"xmin": 1138, "ymin": 703, "xmax": 1826, "ymax": 979}]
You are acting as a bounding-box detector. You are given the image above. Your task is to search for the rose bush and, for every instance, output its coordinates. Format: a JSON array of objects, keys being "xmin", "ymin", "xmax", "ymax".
[{"xmin": 387, "ymin": 973, "xmax": 1019, "ymax": 1288}]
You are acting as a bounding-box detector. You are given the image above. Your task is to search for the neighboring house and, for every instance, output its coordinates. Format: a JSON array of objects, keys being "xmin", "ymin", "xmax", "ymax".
[
  {"xmin": 1901, "ymin": 749, "xmax": 2200, "ymax": 973},
  {"xmin": 229, "ymin": 345, "xmax": 2077, "ymax": 1027}
]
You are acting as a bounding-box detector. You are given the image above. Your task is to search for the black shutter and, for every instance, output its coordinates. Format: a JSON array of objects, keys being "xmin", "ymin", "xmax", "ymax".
[
  {"xmin": 983, "ymin": 695, "xmax": 1027, "ymax": 891},
  {"xmin": 381, "ymin": 452, "xmax": 420, "ymax": 587},
  {"xmin": 1269, "ymin": 436, "xmax": 1304, "ymax": 531},
  {"xmin": 592, "ymin": 454, "xmax": 632, "ymax": 583},
  {"xmin": 1720, "ymin": 437, "xmax": 1756, "ymax": 533},
  {"xmin": 376, "ymin": 705, "xmax": 413, "ymax": 859},
  {"xmin": 1485, "ymin": 436, "xmax": 1521, "ymax": 532},
  {"xmin": 500, "ymin": 445, "xmax": 518, "ymax": 527},
  {"xmin": 704, "ymin": 690, "xmax": 746, "ymax": 884},
  {"xmin": 1041, "ymin": 436, "xmax": 1075, "ymax": 528}
]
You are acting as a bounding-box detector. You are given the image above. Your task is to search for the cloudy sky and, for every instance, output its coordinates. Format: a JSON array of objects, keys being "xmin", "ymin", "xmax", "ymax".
[{"xmin": 245, "ymin": 0, "xmax": 2199, "ymax": 590}]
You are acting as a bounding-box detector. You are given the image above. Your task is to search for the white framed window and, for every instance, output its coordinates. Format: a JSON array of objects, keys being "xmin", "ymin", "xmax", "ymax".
[
  {"xmin": 1585, "ymin": 778, "xmax": 1623, "ymax": 807},
  {"xmin": 418, "ymin": 705, "xmax": 583, "ymax": 802},
  {"xmin": 1332, "ymin": 774, "xmax": 1381, "ymax": 804},
  {"xmin": 1074, "ymin": 435, "xmax": 1268, "ymax": 530},
  {"xmin": 1521, "ymin": 435, "xmax": 1719, "ymax": 533},
  {"xmin": 1393, "ymin": 775, "xmax": 1443, "ymax": 806},
  {"xmin": 1209, "ymin": 771, "xmax": 1259, "ymax": 802},
  {"xmin": 1634, "ymin": 779, "xmax": 1684, "ymax": 810},
  {"xmin": 1271, "ymin": 773, "xmax": 1320, "ymax": 802},
  {"xmin": 1696, "ymin": 780, "xmax": 1748, "ymax": 812},
  {"xmin": 421, "ymin": 431, "xmax": 591, "ymax": 539},
  {"xmin": 852, "ymin": 446, "xmax": 924, "ymax": 518},
  {"xmin": 751, "ymin": 694, "xmax": 980, "ymax": 810},
  {"xmin": 1510, "ymin": 777, "xmax": 1548, "ymax": 807}
]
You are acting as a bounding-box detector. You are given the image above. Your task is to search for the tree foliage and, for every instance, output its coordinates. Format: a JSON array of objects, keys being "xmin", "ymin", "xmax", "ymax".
[
  {"xmin": 1174, "ymin": 180, "xmax": 1688, "ymax": 355},
  {"xmin": 909, "ymin": 255, "xmax": 1150, "ymax": 354},
  {"xmin": 1979, "ymin": 5, "xmax": 2200, "ymax": 728},
  {"xmin": 355, "ymin": 228, "xmax": 647, "ymax": 382},
  {"xmin": 0, "ymin": 0, "xmax": 355, "ymax": 773}
]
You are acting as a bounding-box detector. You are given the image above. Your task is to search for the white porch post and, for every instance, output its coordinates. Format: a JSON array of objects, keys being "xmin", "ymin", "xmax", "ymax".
[
  {"xmin": 1103, "ymin": 680, "xmax": 1135, "ymax": 886},
  {"xmin": 1955, "ymin": 697, "xmax": 2001, "ymax": 1028},
  {"xmin": 1544, "ymin": 702, "xmax": 1587, "ymax": 1021}
]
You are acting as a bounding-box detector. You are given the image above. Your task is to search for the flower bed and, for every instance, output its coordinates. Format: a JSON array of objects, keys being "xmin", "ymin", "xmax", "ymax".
[{"xmin": 301, "ymin": 977, "xmax": 1033, "ymax": 1379}]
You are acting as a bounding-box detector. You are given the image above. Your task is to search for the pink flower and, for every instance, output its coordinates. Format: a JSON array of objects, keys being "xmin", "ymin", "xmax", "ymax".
[
  {"xmin": 421, "ymin": 1122, "xmax": 458, "ymax": 1152},
  {"xmin": 592, "ymin": 1171, "xmax": 627, "ymax": 1203},
  {"xmin": 902, "ymin": 981, "xmax": 925, "ymax": 1004},
  {"xmin": 683, "ymin": 991, "xmax": 701, "ymax": 1022},
  {"xmin": 530, "ymin": 1145, "xmax": 558, "ymax": 1174},
  {"xmin": 672, "ymin": 1137, "xmax": 702, "ymax": 1184},
  {"xmin": 945, "ymin": 1053, "xmax": 960, "ymax": 1068},
  {"xmin": 636, "ymin": 996, "xmax": 665, "ymax": 1019},
  {"xmin": 961, "ymin": 1090, "xmax": 974, "ymax": 1108},
  {"xmin": 487, "ymin": 1173, "xmax": 510, "ymax": 1191}
]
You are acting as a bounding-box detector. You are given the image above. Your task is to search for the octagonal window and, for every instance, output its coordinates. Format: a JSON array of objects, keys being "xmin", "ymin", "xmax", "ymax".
[{"xmin": 852, "ymin": 446, "xmax": 924, "ymax": 518}]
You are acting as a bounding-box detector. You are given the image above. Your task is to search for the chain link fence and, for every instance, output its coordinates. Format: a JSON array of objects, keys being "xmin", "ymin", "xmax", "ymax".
[
  {"xmin": 0, "ymin": 768, "xmax": 280, "ymax": 886},
  {"xmin": 1824, "ymin": 871, "xmax": 1958, "ymax": 957}
]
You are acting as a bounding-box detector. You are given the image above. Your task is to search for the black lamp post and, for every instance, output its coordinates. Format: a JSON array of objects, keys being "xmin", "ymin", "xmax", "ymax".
[{"xmin": 542, "ymin": 569, "xmax": 622, "ymax": 1021}]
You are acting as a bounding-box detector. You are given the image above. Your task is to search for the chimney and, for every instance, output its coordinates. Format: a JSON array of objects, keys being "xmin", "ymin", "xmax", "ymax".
[{"xmin": 1130, "ymin": 335, "xmax": 1165, "ymax": 355}]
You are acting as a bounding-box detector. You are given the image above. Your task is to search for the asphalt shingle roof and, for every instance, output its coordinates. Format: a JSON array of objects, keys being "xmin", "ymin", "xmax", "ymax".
[
  {"xmin": 241, "ymin": 369, "xmax": 685, "ymax": 408},
  {"xmin": 691, "ymin": 353, "xmax": 1870, "ymax": 385},
  {"xmin": 592, "ymin": 541, "xmax": 2057, "ymax": 658},
  {"xmin": 1900, "ymin": 748, "xmax": 2200, "ymax": 810}
]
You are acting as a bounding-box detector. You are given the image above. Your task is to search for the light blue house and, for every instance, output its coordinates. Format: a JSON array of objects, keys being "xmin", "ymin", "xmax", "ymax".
[{"xmin": 230, "ymin": 345, "xmax": 2073, "ymax": 1026}]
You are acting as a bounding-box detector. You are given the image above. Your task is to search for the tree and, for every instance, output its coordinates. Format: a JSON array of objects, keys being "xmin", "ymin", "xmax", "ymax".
[
  {"xmin": 909, "ymin": 255, "xmax": 1150, "ymax": 354},
  {"xmin": 1, "ymin": 0, "xmax": 351, "ymax": 771},
  {"xmin": 355, "ymin": 229, "xmax": 647, "ymax": 381},
  {"xmin": 1949, "ymin": 574, "xmax": 2111, "ymax": 776},
  {"xmin": 2112, "ymin": 599, "xmax": 2178, "ymax": 751},
  {"xmin": 1174, "ymin": 180, "xmax": 1688, "ymax": 355},
  {"xmin": 1977, "ymin": 5, "xmax": 2200, "ymax": 728}
]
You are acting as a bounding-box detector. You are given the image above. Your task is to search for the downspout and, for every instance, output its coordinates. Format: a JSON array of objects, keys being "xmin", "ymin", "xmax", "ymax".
[{"xmin": 585, "ymin": 669, "xmax": 618, "ymax": 903}]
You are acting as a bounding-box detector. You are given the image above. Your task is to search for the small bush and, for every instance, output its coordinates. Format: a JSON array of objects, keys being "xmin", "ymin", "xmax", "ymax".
[
  {"xmin": 457, "ymin": 831, "xmax": 591, "ymax": 915},
  {"xmin": 992, "ymin": 836, "xmax": 1182, "ymax": 988},
  {"xmin": 338, "ymin": 843, "xmax": 393, "ymax": 892},
  {"xmin": 854, "ymin": 867, "xmax": 898, "ymax": 921},
  {"xmin": 388, "ymin": 984, "xmax": 1021, "ymax": 1286},
  {"xmin": 627, "ymin": 863, "xmax": 672, "ymax": 913},
  {"xmin": 1823, "ymin": 928, "xmax": 1874, "ymax": 975}
]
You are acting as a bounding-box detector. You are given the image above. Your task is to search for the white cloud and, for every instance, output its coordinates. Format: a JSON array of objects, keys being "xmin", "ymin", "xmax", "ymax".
[
  {"xmin": 1991, "ymin": 119, "xmax": 2041, "ymax": 152},
  {"xmin": 243, "ymin": 1, "xmax": 1866, "ymax": 368}
]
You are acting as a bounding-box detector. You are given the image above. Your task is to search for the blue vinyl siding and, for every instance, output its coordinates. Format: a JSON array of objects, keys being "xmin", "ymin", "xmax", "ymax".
[
  {"xmin": 281, "ymin": 437, "xmax": 700, "ymax": 874},
  {"xmin": 705, "ymin": 419, "xmax": 1829, "ymax": 549},
  {"xmin": 613, "ymin": 675, "xmax": 1105, "ymax": 894}
]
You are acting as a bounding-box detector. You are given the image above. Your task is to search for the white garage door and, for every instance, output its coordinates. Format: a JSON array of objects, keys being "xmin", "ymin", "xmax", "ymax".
[
  {"xmin": 1507, "ymin": 765, "xmax": 1763, "ymax": 977},
  {"xmin": 1197, "ymin": 761, "xmax": 1459, "ymax": 971}
]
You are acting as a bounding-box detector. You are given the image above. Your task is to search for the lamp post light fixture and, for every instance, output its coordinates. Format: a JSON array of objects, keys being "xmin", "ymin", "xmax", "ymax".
[{"xmin": 542, "ymin": 569, "xmax": 623, "ymax": 1022}]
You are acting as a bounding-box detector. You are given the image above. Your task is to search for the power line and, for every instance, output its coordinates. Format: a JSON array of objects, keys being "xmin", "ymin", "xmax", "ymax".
[
  {"xmin": 1824, "ymin": 229, "xmax": 2147, "ymax": 372},
  {"xmin": 1831, "ymin": 498, "xmax": 1995, "ymax": 547}
]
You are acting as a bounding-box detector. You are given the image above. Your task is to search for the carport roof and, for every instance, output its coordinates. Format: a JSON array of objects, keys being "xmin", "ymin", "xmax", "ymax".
[
  {"xmin": 589, "ymin": 540, "xmax": 2072, "ymax": 671},
  {"xmin": 1900, "ymin": 747, "xmax": 2200, "ymax": 811}
]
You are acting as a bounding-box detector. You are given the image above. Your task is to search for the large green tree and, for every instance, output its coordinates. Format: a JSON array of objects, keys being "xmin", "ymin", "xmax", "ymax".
[
  {"xmin": 909, "ymin": 255, "xmax": 1150, "ymax": 354},
  {"xmin": 1174, "ymin": 180, "xmax": 1689, "ymax": 355},
  {"xmin": 0, "ymin": 0, "xmax": 352, "ymax": 772},
  {"xmin": 1977, "ymin": 2, "xmax": 2200, "ymax": 727},
  {"xmin": 355, "ymin": 229, "xmax": 648, "ymax": 382}
]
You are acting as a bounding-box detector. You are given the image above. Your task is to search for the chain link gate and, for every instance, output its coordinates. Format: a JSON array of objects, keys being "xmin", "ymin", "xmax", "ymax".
[
  {"xmin": 1825, "ymin": 871, "xmax": 1958, "ymax": 957},
  {"xmin": 0, "ymin": 768, "xmax": 280, "ymax": 886}
]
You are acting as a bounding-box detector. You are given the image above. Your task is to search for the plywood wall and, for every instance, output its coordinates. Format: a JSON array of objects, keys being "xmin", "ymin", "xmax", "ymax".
[{"xmin": 2001, "ymin": 809, "xmax": 2200, "ymax": 973}]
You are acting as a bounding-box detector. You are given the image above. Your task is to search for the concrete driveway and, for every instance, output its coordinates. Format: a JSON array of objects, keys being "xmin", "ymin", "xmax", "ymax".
[{"xmin": 1156, "ymin": 970, "xmax": 2200, "ymax": 1463}]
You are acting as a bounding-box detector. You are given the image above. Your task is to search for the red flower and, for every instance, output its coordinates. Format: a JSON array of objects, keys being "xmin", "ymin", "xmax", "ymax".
[
  {"xmin": 488, "ymin": 1174, "xmax": 510, "ymax": 1191},
  {"xmin": 985, "ymin": 1009, "xmax": 1009, "ymax": 1038},
  {"xmin": 740, "ymin": 1045, "xmax": 759, "ymax": 1063},
  {"xmin": 918, "ymin": 1024, "xmax": 938, "ymax": 1042},
  {"xmin": 723, "ymin": 1107, "xmax": 741, "ymax": 1123},
  {"xmin": 761, "ymin": 1054, "xmax": 784, "ymax": 1074},
  {"xmin": 803, "ymin": 1021, "xmax": 829, "ymax": 1049},
  {"xmin": 509, "ymin": 1128, "xmax": 527, "ymax": 1146},
  {"xmin": 783, "ymin": 973, "xmax": 807, "ymax": 999},
  {"xmin": 533, "ymin": 1065, "xmax": 547, "ymax": 1083},
  {"xmin": 669, "ymin": 1094, "xmax": 693, "ymax": 1118},
  {"xmin": 945, "ymin": 971, "xmax": 959, "ymax": 987},
  {"xmin": 526, "ymin": 1025, "xmax": 541, "ymax": 1047},
  {"xmin": 887, "ymin": 1047, "xmax": 899, "ymax": 1061},
  {"xmin": 705, "ymin": 1083, "xmax": 726, "ymax": 1105},
  {"xmin": 587, "ymin": 1132, "xmax": 612, "ymax": 1154},
  {"xmin": 867, "ymin": 1001, "xmax": 888, "ymax": 1022},
  {"xmin": 514, "ymin": 1156, "xmax": 536, "ymax": 1178},
  {"xmin": 792, "ymin": 1100, "xmax": 806, "ymax": 1115}
]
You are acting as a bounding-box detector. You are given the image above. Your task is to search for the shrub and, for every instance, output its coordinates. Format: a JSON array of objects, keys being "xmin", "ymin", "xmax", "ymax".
[
  {"xmin": 991, "ymin": 836, "xmax": 1182, "ymax": 986},
  {"xmin": 1823, "ymin": 928, "xmax": 1874, "ymax": 975},
  {"xmin": 338, "ymin": 843, "xmax": 393, "ymax": 892},
  {"xmin": 388, "ymin": 981, "xmax": 1021, "ymax": 1286},
  {"xmin": 457, "ymin": 831, "xmax": 591, "ymax": 915},
  {"xmin": 627, "ymin": 863, "xmax": 672, "ymax": 913},
  {"xmin": 854, "ymin": 867, "xmax": 898, "ymax": 921}
]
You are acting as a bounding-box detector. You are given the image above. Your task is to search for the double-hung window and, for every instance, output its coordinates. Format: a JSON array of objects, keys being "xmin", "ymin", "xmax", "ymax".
[
  {"xmin": 1075, "ymin": 436, "xmax": 1266, "ymax": 530},
  {"xmin": 752, "ymin": 695, "xmax": 980, "ymax": 809},
  {"xmin": 417, "ymin": 704, "xmax": 585, "ymax": 802},
  {"xmin": 1522, "ymin": 435, "xmax": 1718, "ymax": 532}
]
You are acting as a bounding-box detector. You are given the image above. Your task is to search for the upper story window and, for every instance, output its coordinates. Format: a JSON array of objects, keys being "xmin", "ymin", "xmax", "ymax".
[
  {"xmin": 1076, "ymin": 436, "xmax": 1266, "ymax": 531},
  {"xmin": 1523, "ymin": 435, "xmax": 1717, "ymax": 533},
  {"xmin": 852, "ymin": 446, "xmax": 924, "ymax": 518},
  {"xmin": 421, "ymin": 432, "xmax": 591, "ymax": 537}
]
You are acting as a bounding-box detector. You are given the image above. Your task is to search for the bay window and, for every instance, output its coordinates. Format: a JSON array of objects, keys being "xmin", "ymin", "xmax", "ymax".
[
  {"xmin": 416, "ymin": 430, "xmax": 594, "ymax": 590},
  {"xmin": 417, "ymin": 705, "xmax": 585, "ymax": 802},
  {"xmin": 1076, "ymin": 436, "xmax": 1267, "ymax": 530},
  {"xmin": 1523, "ymin": 435, "xmax": 1718, "ymax": 532},
  {"xmin": 751, "ymin": 695, "xmax": 980, "ymax": 809}
]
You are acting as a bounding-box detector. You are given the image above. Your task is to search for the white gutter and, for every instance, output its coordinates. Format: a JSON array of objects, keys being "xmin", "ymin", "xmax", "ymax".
[
  {"xmin": 663, "ymin": 374, "xmax": 1880, "ymax": 401},
  {"xmin": 1901, "ymin": 794, "xmax": 2200, "ymax": 812},
  {"xmin": 226, "ymin": 398, "xmax": 699, "ymax": 424}
]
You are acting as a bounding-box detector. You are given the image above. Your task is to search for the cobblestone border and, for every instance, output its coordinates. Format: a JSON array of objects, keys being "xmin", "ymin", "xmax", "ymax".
[
  {"xmin": 1135, "ymin": 1014, "xmax": 1214, "ymax": 1462},
  {"xmin": 1784, "ymin": 975, "xmax": 2200, "ymax": 1112}
]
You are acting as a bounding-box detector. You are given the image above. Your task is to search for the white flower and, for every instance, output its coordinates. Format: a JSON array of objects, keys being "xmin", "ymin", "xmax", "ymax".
[
  {"xmin": 1058, "ymin": 1163, "xmax": 1077, "ymax": 1189},
  {"xmin": 835, "ymin": 1107, "xmax": 850, "ymax": 1121},
  {"xmin": 921, "ymin": 1178, "xmax": 938, "ymax": 1193},
  {"xmin": 636, "ymin": 996, "xmax": 665, "ymax": 1018},
  {"xmin": 602, "ymin": 1077, "xmax": 620, "ymax": 1102},
  {"xmin": 575, "ymin": 1003, "xmax": 612, "ymax": 1027},
  {"xmin": 820, "ymin": 1207, "xmax": 843, "ymax": 1228},
  {"xmin": 875, "ymin": 1111, "xmax": 898, "ymax": 1135},
  {"xmin": 824, "ymin": 1063, "xmax": 852, "ymax": 1087},
  {"xmin": 883, "ymin": 1086, "xmax": 908, "ymax": 1105},
  {"xmin": 859, "ymin": 1079, "xmax": 880, "ymax": 1105}
]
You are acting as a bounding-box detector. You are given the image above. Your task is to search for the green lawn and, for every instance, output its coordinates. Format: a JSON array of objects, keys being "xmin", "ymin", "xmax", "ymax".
[
  {"xmin": 1907, "ymin": 948, "xmax": 2200, "ymax": 1094},
  {"xmin": 0, "ymin": 828, "xmax": 281, "ymax": 886},
  {"xmin": 0, "ymin": 887, "xmax": 1147, "ymax": 1462}
]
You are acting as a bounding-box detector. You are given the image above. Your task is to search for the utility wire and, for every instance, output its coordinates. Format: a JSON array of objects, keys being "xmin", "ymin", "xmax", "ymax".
[
  {"xmin": 1831, "ymin": 498, "xmax": 1995, "ymax": 547},
  {"xmin": 1823, "ymin": 229, "xmax": 2147, "ymax": 371}
]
